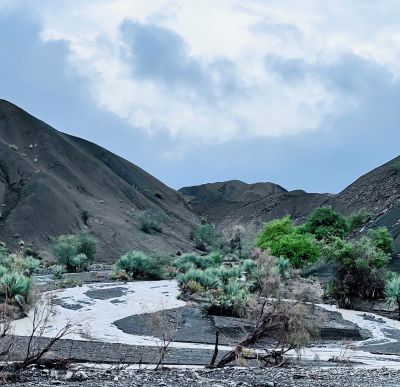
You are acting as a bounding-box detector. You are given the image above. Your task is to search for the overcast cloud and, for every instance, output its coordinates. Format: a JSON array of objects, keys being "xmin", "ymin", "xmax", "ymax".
[{"xmin": 1, "ymin": 0, "xmax": 400, "ymax": 192}]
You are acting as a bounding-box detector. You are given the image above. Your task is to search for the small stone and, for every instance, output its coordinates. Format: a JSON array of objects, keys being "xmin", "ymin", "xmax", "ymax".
[
  {"xmin": 75, "ymin": 371, "xmax": 88, "ymax": 380},
  {"xmin": 64, "ymin": 371, "xmax": 74, "ymax": 380}
]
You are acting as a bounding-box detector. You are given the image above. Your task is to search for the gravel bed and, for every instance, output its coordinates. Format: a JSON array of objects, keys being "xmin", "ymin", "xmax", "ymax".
[{"xmin": 10, "ymin": 366, "xmax": 400, "ymax": 386}]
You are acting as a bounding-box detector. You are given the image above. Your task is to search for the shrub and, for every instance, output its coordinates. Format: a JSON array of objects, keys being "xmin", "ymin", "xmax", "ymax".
[
  {"xmin": 0, "ymin": 272, "xmax": 32, "ymax": 304},
  {"xmin": 212, "ymin": 266, "xmax": 242, "ymax": 284},
  {"xmin": 70, "ymin": 253, "xmax": 90, "ymax": 272},
  {"xmin": 75, "ymin": 231, "xmax": 97, "ymax": 263},
  {"xmin": 256, "ymin": 216, "xmax": 296, "ymax": 250},
  {"xmin": 177, "ymin": 268, "xmax": 219, "ymax": 291},
  {"xmin": 369, "ymin": 227, "xmax": 393, "ymax": 255},
  {"xmin": 275, "ymin": 256, "xmax": 291, "ymax": 279},
  {"xmin": 110, "ymin": 270, "xmax": 130, "ymax": 282},
  {"xmin": 203, "ymin": 280, "xmax": 250, "ymax": 317},
  {"xmin": 247, "ymin": 252, "xmax": 282, "ymax": 296},
  {"xmin": 267, "ymin": 233, "xmax": 320, "ymax": 269},
  {"xmin": 52, "ymin": 232, "xmax": 96, "ymax": 271},
  {"xmin": 181, "ymin": 280, "xmax": 204, "ymax": 294},
  {"xmin": 116, "ymin": 251, "xmax": 164, "ymax": 280},
  {"xmin": 50, "ymin": 265, "xmax": 66, "ymax": 280},
  {"xmin": 52, "ymin": 235, "xmax": 79, "ymax": 267},
  {"xmin": 304, "ymin": 206, "xmax": 349, "ymax": 240},
  {"xmin": 347, "ymin": 209, "xmax": 372, "ymax": 230},
  {"xmin": 136, "ymin": 209, "xmax": 163, "ymax": 233},
  {"xmin": 174, "ymin": 252, "xmax": 222, "ymax": 272},
  {"xmin": 241, "ymin": 259, "xmax": 256, "ymax": 274},
  {"xmin": 24, "ymin": 256, "xmax": 41, "ymax": 276},
  {"xmin": 326, "ymin": 237, "xmax": 390, "ymax": 306},
  {"xmin": 190, "ymin": 224, "xmax": 219, "ymax": 251},
  {"xmin": 0, "ymin": 253, "xmax": 40, "ymax": 275},
  {"xmin": 385, "ymin": 274, "xmax": 400, "ymax": 320}
]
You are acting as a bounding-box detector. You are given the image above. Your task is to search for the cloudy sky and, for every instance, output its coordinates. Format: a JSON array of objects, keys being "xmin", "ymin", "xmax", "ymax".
[{"xmin": 1, "ymin": 0, "xmax": 400, "ymax": 193}]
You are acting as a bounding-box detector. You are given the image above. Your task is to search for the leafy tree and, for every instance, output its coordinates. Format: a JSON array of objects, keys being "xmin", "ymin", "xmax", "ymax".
[
  {"xmin": 385, "ymin": 274, "xmax": 400, "ymax": 320},
  {"xmin": 267, "ymin": 233, "xmax": 321, "ymax": 269},
  {"xmin": 256, "ymin": 216, "xmax": 296, "ymax": 249},
  {"xmin": 326, "ymin": 237, "xmax": 390, "ymax": 306},
  {"xmin": 369, "ymin": 227, "xmax": 393, "ymax": 255},
  {"xmin": 256, "ymin": 216, "xmax": 320, "ymax": 268},
  {"xmin": 304, "ymin": 206, "xmax": 349, "ymax": 240}
]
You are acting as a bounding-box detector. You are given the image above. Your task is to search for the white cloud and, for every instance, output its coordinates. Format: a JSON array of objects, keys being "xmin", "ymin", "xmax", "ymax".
[{"xmin": 14, "ymin": 0, "xmax": 400, "ymax": 142}]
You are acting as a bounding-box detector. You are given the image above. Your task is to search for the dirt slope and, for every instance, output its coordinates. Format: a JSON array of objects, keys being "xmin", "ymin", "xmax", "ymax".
[{"xmin": 0, "ymin": 100, "xmax": 198, "ymax": 261}]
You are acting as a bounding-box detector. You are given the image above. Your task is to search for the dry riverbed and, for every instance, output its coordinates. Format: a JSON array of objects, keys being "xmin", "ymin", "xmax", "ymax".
[{"xmin": 7, "ymin": 275, "xmax": 400, "ymax": 385}]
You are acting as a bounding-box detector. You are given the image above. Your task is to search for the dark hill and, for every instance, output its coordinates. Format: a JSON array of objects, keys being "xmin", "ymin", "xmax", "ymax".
[
  {"xmin": 0, "ymin": 100, "xmax": 198, "ymax": 261},
  {"xmin": 179, "ymin": 180, "xmax": 287, "ymax": 223},
  {"xmin": 181, "ymin": 159, "xmax": 400, "ymax": 255}
]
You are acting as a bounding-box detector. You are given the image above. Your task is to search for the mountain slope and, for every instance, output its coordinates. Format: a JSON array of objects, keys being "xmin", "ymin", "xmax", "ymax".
[
  {"xmin": 0, "ymin": 100, "xmax": 198, "ymax": 261},
  {"xmin": 181, "ymin": 159, "xmax": 400, "ymax": 254},
  {"xmin": 179, "ymin": 180, "xmax": 287, "ymax": 223}
]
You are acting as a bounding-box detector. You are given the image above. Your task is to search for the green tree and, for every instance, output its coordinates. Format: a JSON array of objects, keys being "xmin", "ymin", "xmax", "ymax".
[
  {"xmin": 256, "ymin": 216, "xmax": 320, "ymax": 268},
  {"xmin": 326, "ymin": 237, "xmax": 390, "ymax": 306},
  {"xmin": 304, "ymin": 206, "xmax": 349, "ymax": 240},
  {"xmin": 268, "ymin": 233, "xmax": 320, "ymax": 269},
  {"xmin": 256, "ymin": 216, "xmax": 296, "ymax": 250},
  {"xmin": 369, "ymin": 227, "xmax": 393, "ymax": 255}
]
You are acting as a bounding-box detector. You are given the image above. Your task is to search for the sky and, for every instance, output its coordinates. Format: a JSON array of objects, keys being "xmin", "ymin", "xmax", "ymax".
[{"xmin": 1, "ymin": 0, "xmax": 400, "ymax": 193}]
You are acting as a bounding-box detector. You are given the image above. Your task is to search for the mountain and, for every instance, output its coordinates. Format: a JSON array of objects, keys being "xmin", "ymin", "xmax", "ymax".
[
  {"xmin": 0, "ymin": 100, "xmax": 199, "ymax": 261},
  {"xmin": 179, "ymin": 180, "xmax": 287, "ymax": 223},
  {"xmin": 1, "ymin": 99, "xmax": 399, "ymax": 261},
  {"xmin": 181, "ymin": 159, "xmax": 400, "ymax": 255}
]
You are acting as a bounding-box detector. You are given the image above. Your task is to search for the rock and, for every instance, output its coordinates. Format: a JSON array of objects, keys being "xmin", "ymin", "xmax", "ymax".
[
  {"xmin": 74, "ymin": 370, "xmax": 88, "ymax": 380},
  {"xmin": 64, "ymin": 371, "xmax": 74, "ymax": 380},
  {"xmin": 50, "ymin": 370, "xmax": 58, "ymax": 379}
]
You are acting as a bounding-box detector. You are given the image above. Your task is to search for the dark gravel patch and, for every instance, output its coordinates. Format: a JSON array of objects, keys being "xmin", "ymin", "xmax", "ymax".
[
  {"xmin": 11, "ymin": 366, "xmax": 400, "ymax": 386},
  {"xmin": 85, "ymin": 286, "xmax": 129, "ymax": 300},
  {"xmin": 113, "ymin": 306, "xmax": 251, "ymax": 345}
]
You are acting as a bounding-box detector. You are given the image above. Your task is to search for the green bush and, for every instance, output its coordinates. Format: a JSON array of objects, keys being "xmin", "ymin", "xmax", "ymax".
[
  {"xmin": 136, "ymin": 209, "xmax": 163, "ymax": 233},
  {"xmin": 267, "ymin": 233, "xmax": 320, "ymax": 269},
  {"xmin": 174, "ymin": 252, "xmax": 222, "ymax": 272},
  {"xmin": 385, "ymin": 274, "xmax": 400, "ymax": 320},
  {"xmin": 304, "ymin": 206, "xmax": 349, "ymax": 240},
  {"xmin": 275, "ymin": 256, "xmax": 291, "ymax": 278},
  {"xmin": 0, "ymin": 272, "xmax": 32, "ymax": 304},
  {"xmin": 368, "ymin": 227, "xmax": 393, "ymax": 255},
  {"xmin": 326, "ymin": 237, "xmax": 390, "ymax": 305},
  {"xmin": 51, "ymin": 265, "xmax": 66, "ymax": 280},
  {"xmin": 115, "ymin": 251, "xmax": 164, "ymax": 280},
  {"xmin": 256, "ymin": 216, "xmax": 296, "ymax": 250},
  {"xmin": 75, "ymin": 231, "xmax": 97, "ymax": 264},
  {"xmin": 70, "ymin": 253, "xmax": 90, "ymax": 272},
  {"xmin": 52, "ymin": 232, "xmax": 97, "ymax": 272},
  {"xmin": 241, "ymin": 259, "xmax": 256, "ymax": 274},
  {"xmin": 347, "ymin": 209, "xmax": 372, "ymax": 230},
  {"xmin": 0, "ymin": 253, "xmax": 40, "ymax": 276},
  {"xmin": 177, "ymin": 268, "xmax": 220, "ymax": 290},
  {"xmin": 203, "ymin": 280, "xmax": 250, "ymax": 317},
  {"xmin": 190, "ymin": 224, "xmax": 219, "ymax": 251}
]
